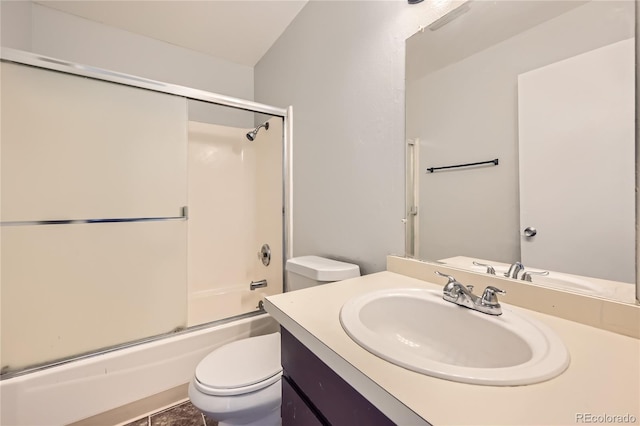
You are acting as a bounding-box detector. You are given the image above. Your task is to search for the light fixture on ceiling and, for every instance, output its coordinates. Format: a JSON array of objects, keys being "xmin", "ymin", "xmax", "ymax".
[{"xmin": 427, "ymin": 2, "xmax": 471, "ymax": 30}]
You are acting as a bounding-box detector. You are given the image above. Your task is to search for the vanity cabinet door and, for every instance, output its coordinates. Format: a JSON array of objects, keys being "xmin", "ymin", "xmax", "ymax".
[
  {"xmin": 282, "ymin": 376, "xmax": 325, "ymax": 426},
  {"xmin": 280, "ymin": 327, "xmax": 394, "ymax": 426}
]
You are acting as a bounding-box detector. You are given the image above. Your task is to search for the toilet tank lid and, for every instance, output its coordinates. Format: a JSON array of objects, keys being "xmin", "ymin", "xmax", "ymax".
[{"xmin": 286, "ymin": 256, "xmax": 360, "ymax": 282}]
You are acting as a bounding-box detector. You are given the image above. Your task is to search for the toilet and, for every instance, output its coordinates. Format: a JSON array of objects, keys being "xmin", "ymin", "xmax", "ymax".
[{"xmin": 188, "ymin": 256, "xmax": 360, "ymax": 426}]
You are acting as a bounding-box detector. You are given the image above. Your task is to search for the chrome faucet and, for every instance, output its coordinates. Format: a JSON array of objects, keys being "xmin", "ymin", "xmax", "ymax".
[
  {"xmin": 435, "ymin": 271, "xmax": 505, "ymax": 316},
  {"xmin": 504, "ymin": 262, "xmax": 524, "ymax": 279}
]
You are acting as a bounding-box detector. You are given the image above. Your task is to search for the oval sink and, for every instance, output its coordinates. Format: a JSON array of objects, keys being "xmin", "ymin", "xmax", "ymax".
[{"xmin": 340, "ymin": 288, "xmax": 570, "ymax": 386}]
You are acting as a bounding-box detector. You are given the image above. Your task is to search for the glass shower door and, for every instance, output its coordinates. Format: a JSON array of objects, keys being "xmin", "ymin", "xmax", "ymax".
[
  {"xmin": 1, "ymin": 61, "xmax": 188, "ymax": 372},
  {"xmin": 0, "ymin": 60, "xmax": 285, "ymax": 377}
]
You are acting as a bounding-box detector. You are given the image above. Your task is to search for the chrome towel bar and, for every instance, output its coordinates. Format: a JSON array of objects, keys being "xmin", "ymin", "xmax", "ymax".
[
  {"xmin": 427, "ymin": 158, "xmax": 499, "ymax": 173},
  {"xmin": 0, "ymin": 207, "xmax": 188, "ymax": 227}
]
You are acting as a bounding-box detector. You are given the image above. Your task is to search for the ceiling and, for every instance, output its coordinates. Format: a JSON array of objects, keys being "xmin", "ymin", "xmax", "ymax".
[
  {"xmin": 35, "ymin": 0, "xmax": 308, "ymax": 67},
  {"xmin": 406, "ymin": 0, "xmax": 588, "ymax": 81}
]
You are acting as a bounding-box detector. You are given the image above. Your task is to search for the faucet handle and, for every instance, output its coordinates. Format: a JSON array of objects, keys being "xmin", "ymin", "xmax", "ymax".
[
  {"xmin": 435, "ymin": 270, "xmax": 457, "ymax": 284},
  {"xmin": 473, "ymin": 261, "xmax": 496, "ymax": 275},
  {"xmin": 435, "ymin": 271, "xmax": 473, "ymax": 292},
  {"xmin": 481, "ymin": 286, "xmax": 506, "ymax": 306},
  {"xmin": 521, "ymin": 270, "xmax": 549, "ymax": 282},
  {"xmin": 435, "ymin": 271, "xmax": 463, "ymax": 294}
]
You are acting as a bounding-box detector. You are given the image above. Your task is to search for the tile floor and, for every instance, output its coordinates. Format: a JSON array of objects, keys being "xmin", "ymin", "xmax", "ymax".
[{"xmin": 123, "ymin": 400, "xmax": 217, "ymax": 426}]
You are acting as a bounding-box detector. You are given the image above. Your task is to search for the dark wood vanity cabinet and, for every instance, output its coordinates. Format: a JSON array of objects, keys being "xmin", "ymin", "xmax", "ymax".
[{"xmin": 280, "ymin": 327, "xmax": 395, "ymax": 426}]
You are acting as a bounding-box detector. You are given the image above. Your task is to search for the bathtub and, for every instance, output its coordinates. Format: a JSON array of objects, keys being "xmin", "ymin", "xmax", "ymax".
[{"xmin": 0, "ymin": 313, "xmax": 278, "ymax": 426}]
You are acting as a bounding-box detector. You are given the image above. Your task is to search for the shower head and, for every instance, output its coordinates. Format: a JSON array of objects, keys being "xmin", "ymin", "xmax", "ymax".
[{"xmin": 246, "ymin": 121, "xmax": 270, "ymax": 141}]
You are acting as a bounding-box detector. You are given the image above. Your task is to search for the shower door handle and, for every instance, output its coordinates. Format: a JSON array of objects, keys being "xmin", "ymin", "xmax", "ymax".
[{"xmin": 250, "ymin": 279, "xmax": 268, "ymax": 290}]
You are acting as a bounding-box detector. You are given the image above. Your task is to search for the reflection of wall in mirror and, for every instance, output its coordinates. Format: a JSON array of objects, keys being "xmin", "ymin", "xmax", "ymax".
[{"xmin": 406, "ymin": 1, "xmax": 634, "ymax": 275}]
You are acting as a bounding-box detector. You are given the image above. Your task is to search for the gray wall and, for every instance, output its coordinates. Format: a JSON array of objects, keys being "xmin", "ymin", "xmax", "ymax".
[
  {"xmin": 0, "ymin": 0, "xmax": 32, "ymax": 50},
  {"xmin": 255, "ymin": 1, "xmax": 460, "ymax": 274}
]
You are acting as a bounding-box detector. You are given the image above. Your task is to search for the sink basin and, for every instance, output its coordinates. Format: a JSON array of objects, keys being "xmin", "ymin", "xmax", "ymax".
[{"xmin": 340, "ymin": 288, "xmax": 570, "ymax": 386}]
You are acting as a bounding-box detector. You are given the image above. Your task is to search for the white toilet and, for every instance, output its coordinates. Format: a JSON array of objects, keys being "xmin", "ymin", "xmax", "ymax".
[{"xmin": 188, "ymin": 256, "xmax": 360, "ymax": 426}]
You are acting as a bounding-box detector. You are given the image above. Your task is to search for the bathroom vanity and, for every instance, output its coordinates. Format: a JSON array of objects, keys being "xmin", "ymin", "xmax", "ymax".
[
  {"xmin": 280, "ymin": 327, "xmax": 392, "ymax": 425},
  {"xmin": 264, "ymin": 257, "xmax": 640, "ymax": 425}
]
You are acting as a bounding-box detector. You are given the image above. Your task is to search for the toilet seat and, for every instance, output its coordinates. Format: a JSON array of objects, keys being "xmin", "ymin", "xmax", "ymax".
[
  {"xmin": 194, "ymin": 371, "xmax": 282, "ymax": 396},
  {"xmin": 194, "ymin": 332, "xmax": 282, "ymax": 397}
]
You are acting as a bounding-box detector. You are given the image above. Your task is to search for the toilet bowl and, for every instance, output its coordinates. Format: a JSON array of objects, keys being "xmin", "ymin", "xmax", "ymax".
[
  {"xmin": 189, "ymin": 333, "xmax": 282, "ymax": 426},
  {"xmin": 189, "ymin": 256, "xmax": 360, "ymax": 426}
]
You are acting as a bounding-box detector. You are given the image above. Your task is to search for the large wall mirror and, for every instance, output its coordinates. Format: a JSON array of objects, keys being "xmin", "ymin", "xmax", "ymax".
[{"xmin": 405, "ymin": 0, "xmax": 637, "ymax": 304}]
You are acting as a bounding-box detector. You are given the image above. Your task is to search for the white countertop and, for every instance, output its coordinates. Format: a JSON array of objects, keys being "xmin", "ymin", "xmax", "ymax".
[{"xmin": 265, "ymin": 271, "xmax": 640, "ymax": 426}]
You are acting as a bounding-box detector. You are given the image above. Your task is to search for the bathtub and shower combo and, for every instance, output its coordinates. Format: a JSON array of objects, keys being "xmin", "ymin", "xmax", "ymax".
[{"xmin": 0, "ymin": 48, "xmax": 293, "ymax": 426}]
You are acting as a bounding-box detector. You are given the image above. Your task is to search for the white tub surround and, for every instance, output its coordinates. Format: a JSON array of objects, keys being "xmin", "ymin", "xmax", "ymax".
[
  {"xmin": 264, "ymin": 271, "xmax": 639, "ymax": 425},
  {"xmin": 0, "ymin": 49, "xmax": 293, "ymax": 426}
]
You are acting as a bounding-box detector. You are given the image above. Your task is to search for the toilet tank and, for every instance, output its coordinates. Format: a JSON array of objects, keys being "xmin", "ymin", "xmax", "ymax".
[{"xmin": 285, "ymin": 256, "xmax": 360, "ymax": 292}]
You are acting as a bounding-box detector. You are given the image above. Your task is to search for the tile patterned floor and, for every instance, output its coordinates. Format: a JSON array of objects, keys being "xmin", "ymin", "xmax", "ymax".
[{"xmin": 123, "ymin": 401, "xmax": 217, "ymax": 426}]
